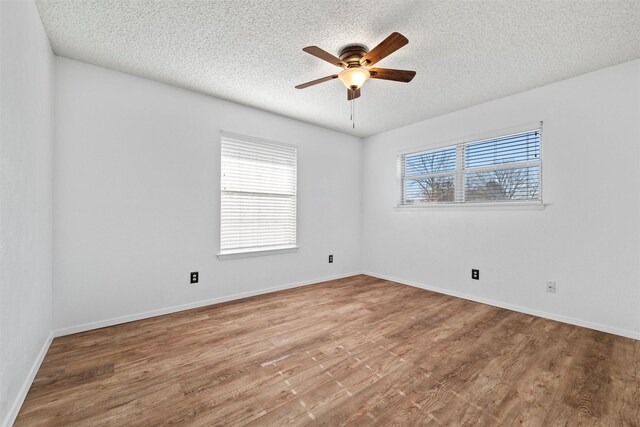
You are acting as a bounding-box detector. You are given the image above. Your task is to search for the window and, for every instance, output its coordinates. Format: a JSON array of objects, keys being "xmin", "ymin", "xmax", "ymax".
[
  {"xmin": 399, "ymin": 127, "xmax": 541, "ymax": 206},
  {"xmin": 219, "ymin": 132, "xmax": 297, "ymax": 257}
]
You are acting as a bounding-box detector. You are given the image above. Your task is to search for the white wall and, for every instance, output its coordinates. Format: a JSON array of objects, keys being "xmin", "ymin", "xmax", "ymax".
[
  {"xmin": 0, "ymin": 0, "xmax": 54, "ymax": 425},
  {"xmin": 362, "ymin": 60, "xmax": 640, "ymax": 339},
  {"xmin": 53, "ymin": 57, "xmax": 362, "ymax": 333}
]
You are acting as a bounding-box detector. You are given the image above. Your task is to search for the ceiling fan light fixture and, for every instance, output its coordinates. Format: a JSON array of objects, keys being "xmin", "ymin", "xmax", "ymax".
[
  {"xmin": 338, "ymin": 67, "xmax": 370, "ymax": 90},
  {"xmin": 296, "ymin": 33, "xmax": 414, "ymax": 102}
]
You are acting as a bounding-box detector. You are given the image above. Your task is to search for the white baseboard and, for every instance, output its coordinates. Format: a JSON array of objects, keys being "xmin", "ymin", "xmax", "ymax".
[
  {"xmin": 54, "ymin": 272, "xmax": 363, "ymax": 337},
  {"xmin": 364, "ymin": 272, "xmax": 640, "ymax": 341},
  {"xmin": 2, "ymin": 332, "xmax": 54, "ymax": 427}
]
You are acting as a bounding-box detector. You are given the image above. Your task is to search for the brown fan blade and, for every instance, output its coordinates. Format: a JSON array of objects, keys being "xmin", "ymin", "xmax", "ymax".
[
  {"xmin": 295, "ymin": 74, "xmax": 339, "ymax": 89},
  {"xmin": 302, "ymin": 46, "xmax": 347, "ymax": 68},
  {"xmin": 347, "ymin": 88, "xmax": 361, "ymax": 100},
  {"xmin": 369, "ymin": 68, "xmax": 416, "ymax": 83},
  {"xmin": 360, "ymin": 32, "xmax": 408, "ymax": 66}
]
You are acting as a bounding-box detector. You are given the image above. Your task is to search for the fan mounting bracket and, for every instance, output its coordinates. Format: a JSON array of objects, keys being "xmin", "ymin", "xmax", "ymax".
[{"xmin": 339, "ymin": 44, "xmax": 368, "ymax": 68}]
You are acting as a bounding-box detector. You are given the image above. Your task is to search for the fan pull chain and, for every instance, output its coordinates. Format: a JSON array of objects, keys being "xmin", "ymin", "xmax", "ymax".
[{"xmin": 350, "ymin": 99, "xmax": 355, "ymax": 129}]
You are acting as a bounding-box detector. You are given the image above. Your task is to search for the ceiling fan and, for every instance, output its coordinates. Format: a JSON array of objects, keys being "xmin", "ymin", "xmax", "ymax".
[{"xmin": 295, "ymin": 32, "xmax": 416, "ymax": 101}]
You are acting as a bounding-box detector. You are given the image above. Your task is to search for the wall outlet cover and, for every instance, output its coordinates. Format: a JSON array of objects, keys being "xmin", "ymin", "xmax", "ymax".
[{"xmin": 190, "ymin": 272, "xmax": 199, "ymax": 284}]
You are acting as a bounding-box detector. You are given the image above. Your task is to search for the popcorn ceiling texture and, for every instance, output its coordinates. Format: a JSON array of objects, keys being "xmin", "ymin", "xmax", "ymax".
[{"xmin": 35, "ymin": 0, "xmax": 640, "ymax": 137}]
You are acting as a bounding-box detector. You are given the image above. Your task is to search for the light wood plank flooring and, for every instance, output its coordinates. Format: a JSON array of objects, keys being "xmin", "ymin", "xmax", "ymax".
[{"xmin": 15, "ymin": 275, "xmax": 640, "ymax": 426}]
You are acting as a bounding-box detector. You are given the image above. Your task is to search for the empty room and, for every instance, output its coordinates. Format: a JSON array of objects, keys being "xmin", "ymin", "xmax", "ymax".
[{"xmin": 1, "ymin": 0, "xmax": 639, "ymax": 425}]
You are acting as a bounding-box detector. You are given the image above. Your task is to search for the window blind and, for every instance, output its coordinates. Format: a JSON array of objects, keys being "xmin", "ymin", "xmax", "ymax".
[
  {"xmin": 401, "ymin": 147, "xmax": 456, "ymax": 204},
  {"xmin": 399, "ymin": 128, "xmax": 542, "ymax": 205},
  {"xmin": 220, "ymin": 133, "xmax": 297, "ymax": 254},
  {"xmin": 464, "ymin": 130, "xmax": 541, "ymax": 202}
]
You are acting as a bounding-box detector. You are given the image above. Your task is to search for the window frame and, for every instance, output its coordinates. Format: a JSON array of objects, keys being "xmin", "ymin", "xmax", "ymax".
[
  {"xmin": 217, "ymin": 131, "xmax": 299, "ymax": 260},
  {"xmin": 396, "ymin": 122, "xmax": 544, "ymax": 210}
]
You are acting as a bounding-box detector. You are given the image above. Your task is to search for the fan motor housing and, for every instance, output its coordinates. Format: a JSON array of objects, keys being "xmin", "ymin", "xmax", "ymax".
[{"xmin": 339, "ymin": 45, "xmax": 368, "ymax": 67}]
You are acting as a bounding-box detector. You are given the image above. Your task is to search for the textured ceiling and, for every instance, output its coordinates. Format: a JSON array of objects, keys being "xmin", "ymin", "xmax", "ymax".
[{"xmin": 36, "ymin": 0, "xmax": 640, "ymax": 137}]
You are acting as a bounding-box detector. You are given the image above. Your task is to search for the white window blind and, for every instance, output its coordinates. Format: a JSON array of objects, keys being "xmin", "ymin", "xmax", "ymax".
[
  {"xmin": 399, "ymin": 127, "xmax": 541, "ymax": 206},
  {"xmin": 220, "ymin": 132, "xmax": 297, "ymax": 255}
]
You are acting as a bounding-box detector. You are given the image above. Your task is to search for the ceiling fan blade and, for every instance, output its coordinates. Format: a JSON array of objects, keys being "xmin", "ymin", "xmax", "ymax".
[
  {"xmin": 369, "ymin": 68, "xmax": 416, "ymax": 83},
  {"xmin": 302, "ymin": 46, "xmax": 347, "ymax": 68},
  {"xmin": 360, "ymin": 32, "xmax": 408, "ymax": 66},
  {"xmin": 347, "ymin": 88, "xmax": 361, "ymax": 101},
  {"xmin": 295, "ymin": 74, "xmax": 339, "ymax": 89}
]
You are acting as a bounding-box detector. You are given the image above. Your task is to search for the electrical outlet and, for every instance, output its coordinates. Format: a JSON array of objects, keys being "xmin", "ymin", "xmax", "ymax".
[
  {"xmin": 546, "ymin": 281, "xmax": 556, "ymax": 293},
  {"xmin": 471, "ymin": 269, "xmax": 479, "ymax": 280},
  {"xmin": 190, "ymin": 272, "xmax": 199, "ymax": 284},
  {"xmin": 328, "ymin": 255, "xmax": 333, "ymax": 263}
]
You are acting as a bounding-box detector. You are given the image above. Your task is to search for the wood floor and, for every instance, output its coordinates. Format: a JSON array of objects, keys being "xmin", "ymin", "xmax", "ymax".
[{"xmin": 15, "ymin": 275, "xmax": 640, "ymax": 426}]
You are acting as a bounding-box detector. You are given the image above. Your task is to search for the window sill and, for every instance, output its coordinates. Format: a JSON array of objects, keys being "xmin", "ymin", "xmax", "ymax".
[
  {"xmin": 217, "ymin": 245, "xmax": 299, "ymax": 260},
  {"xmin": 395, "ymin": 202, "xmax": 546, "ymax": 211}
]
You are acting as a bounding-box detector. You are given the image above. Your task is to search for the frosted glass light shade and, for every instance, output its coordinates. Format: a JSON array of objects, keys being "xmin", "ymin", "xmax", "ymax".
[{"xmin": 338, "ymin": 67, "xmax": 370, "ymax": 90}]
